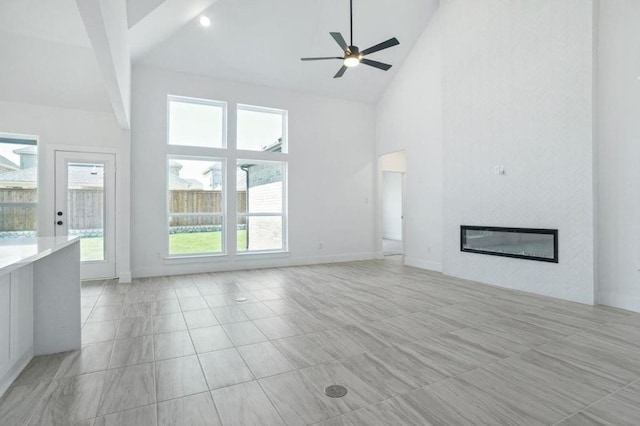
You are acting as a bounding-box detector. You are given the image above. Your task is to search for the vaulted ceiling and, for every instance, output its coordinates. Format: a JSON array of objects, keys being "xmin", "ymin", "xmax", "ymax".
[
  {"xmin": 0, "ymin": 0, "xmax": 112, "ymax": 111},
  {"xmin": 137, "ymin": 0, "xmax": 440, "ymax": 103},
  {"xmin": 0, "ymin": 0, "xmax": 439, "ymax": 114}
]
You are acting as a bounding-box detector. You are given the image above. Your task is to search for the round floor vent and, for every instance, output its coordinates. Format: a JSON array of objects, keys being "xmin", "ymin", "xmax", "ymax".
[{"xmin": 324, "ymin": 385, "xmax": 348, "ymax": 398}]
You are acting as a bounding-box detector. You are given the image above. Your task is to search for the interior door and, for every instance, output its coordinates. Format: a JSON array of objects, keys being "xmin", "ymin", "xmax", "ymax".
[{"xmin": 54, "ymin": 151, "xmax": 116, "ymax": 279}]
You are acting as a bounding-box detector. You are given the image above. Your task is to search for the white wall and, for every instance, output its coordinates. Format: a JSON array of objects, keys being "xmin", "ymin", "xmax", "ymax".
[
  {"xmin": 131, "ymin": 65, "xmax": 376, "ymax": 277},
  {"xmin": 440, "ymin": 0, "xmax": 596, "ymax": 304},
  {"xmin": 100, "ymin": 0, "xmax": 131, "ymax": 124},
  {"xmin": 597, "ymin": 0, "xmax": 640, "ymax": 312},
  {"xmin": 376, "ymin": 12, "xmax": 444, "ymax": 271},
  {"xmin": 0, "ymin": 100, "xmax": 131, "ymax": 281},
  {"xmin": 76, "ymin": 0, "xmax": 131, "ymax": 128},
  {"xmin": 382, "ymin": 172, "xmax": 403, "ymax": 241}
]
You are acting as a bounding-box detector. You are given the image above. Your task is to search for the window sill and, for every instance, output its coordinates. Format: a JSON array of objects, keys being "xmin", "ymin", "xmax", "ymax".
[
  {"xmin": 235, "ymin": 250, "xmax": 290, "ymax": 260},
  {"xmin": 164, "ymin": 254, "xmax": 229, "ymax": 263},
  {"xmin": 163, "ymin": 251, "xmax": 290, "ymax": 264}
]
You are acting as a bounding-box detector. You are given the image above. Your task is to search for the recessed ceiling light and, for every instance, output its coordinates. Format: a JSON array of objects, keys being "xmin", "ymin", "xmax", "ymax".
[{"xmin": 199, "ymin": 16, "xmax": 211, "ymax": 27}]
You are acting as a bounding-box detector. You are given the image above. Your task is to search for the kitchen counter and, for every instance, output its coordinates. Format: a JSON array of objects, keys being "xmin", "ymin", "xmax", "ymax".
[
  {"xmin": 0, "ymin": 236, "xmax": 79, "ymax": 274},
  {"xmin": 0, "ymin": 236, "xmax": 81, "ymax": 397}
]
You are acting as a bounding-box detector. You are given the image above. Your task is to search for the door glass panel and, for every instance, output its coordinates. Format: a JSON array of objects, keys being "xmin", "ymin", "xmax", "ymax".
[{"xmin": 67, "ymin": 162, "xmax": 105, "ymax": 262}]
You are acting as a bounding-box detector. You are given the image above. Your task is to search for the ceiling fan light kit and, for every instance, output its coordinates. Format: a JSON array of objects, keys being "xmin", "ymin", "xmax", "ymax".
[{"xmin": 301, "ymin": 0, "xmax": 400, "ymax": 78}]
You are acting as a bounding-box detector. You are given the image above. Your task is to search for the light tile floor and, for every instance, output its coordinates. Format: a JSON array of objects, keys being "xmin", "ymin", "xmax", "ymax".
[{"xmin": 1, "ymin": 260, "xmax": 640, "ymax": 425}]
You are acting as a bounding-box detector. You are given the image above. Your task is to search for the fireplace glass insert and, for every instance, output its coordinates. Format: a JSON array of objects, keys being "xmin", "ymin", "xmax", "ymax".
[{"xmin": 461, "ymin": 226, "xmax": 558, "ymax": 263}]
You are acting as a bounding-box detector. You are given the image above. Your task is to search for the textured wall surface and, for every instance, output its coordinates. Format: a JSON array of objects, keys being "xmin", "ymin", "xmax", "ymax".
[
  {"xmin": 441, "ymin": 0, "xmax": 596, "ymax": 303},
  {"xmin": 597, "ymin": 0, "xmax": 640, "ymax": 312},
  {"xmin": 131, "ymin": 66, "xmax": 376, "ymax": 277},
  {"xmin": 376, "ymin": 12, "xmax": 443, "ymax": 271}
]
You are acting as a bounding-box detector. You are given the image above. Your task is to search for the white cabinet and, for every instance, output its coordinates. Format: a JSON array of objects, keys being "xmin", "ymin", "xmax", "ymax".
[
  {"xmin": 0, "ymin": 275, "xmax": 10, "ymax": 376},
  {"xmin": 11, "ymin": 265, "xmax": 33, "ymax": 360},
  {"xmin": 0, "ymin": 265, "xmax": 34, "ymax": 396},
  {"xmin": 0, "ymin": 237, "xmax": 80, "ymax": 397}
]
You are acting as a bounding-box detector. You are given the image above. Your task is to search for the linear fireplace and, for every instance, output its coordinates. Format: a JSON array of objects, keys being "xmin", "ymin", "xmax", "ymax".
[{"xmin": 461, "ymin": 226, "xmax": 558, "ymax": 263}]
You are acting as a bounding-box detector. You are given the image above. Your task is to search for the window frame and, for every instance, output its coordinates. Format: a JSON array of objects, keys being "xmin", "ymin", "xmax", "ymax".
[
  {"xmin": 0, "ymin": 133, "xmax": 39, "ymax": 238},
  {"xmin": 236, "ymin": 159, "xmax": 288, "ymax": 254},
  {"xmin": 236, "ymin": 103, "xmax": 288, "ymax": 153},
  {"xmin": 164, "ymin": 96, "xmax": 290, "ymax": 259},
  {"xmin": 166, "ymin": 155, "xmax": 227, "ymax": 258},
  {"xmin": 167, "ymin": 95, "xmax": 228, "ymax": 149}
]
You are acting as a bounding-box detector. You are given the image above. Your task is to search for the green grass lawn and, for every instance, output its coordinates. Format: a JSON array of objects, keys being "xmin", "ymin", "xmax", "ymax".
[
  {"xmin": 170, "ymin": 230, "xmax": 247, "ymax": 255},
  {"xmin": 79, "ymin": 231, "xmax": 247, "ymax": 260},
  {"xmin": 80, "ymin": 237, "xmax": 104, "ymax": 262}
]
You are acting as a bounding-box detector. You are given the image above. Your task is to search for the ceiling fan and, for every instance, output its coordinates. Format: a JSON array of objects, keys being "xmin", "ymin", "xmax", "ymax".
[{"xmin": 301, "ymin": 0, "xmax": 400, "ymax": 78}]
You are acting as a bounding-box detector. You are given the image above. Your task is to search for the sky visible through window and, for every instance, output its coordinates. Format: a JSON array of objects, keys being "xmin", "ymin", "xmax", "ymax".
[
  {"xmin": 171, "ymin": 158, "xmax": 217, "ymax": 190},
  {"xmin": 237, "ymin": 108, "xmax": 284, "ymax": 151},
  {"xmin": 0, "ymin": 143, "xmax": 33, "ymax": 165},
  {"xmin": 169, "ymin": 100, "xmax": 224, "ymax": 148}
]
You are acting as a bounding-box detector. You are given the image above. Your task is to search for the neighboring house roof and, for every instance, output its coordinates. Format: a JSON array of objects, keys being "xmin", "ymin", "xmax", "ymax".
[
  {"xmin": 0, "ymin": 165, "xmax": 104, "ymax": 188},
  {"xmin": 0, "ymin": 160, "xmax": 203, "ymax": 190},
  {"xmin": 13, "ymin": 146, "xmax": 37, "ymax": 155},
  {"xmin": 168, "ymin": 173, "xmax": 203, "ymax": 190},
  {"xmin": 168, "ymin": 160, "xmax": 204, "ymax": 190},
  {"xmin": 0, "ymin": 166, "xmax": 36, "ymax": 183},
  {"xmin": 0, "ymin": 155, "xmax": 18, "ymax": 171},
  {"xmin": 67, "ymin": 165, "xmax": 104, "ymax": 187}
]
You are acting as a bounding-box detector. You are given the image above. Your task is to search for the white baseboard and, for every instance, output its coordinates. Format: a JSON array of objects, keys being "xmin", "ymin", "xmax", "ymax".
[
  {"xmin": 382, "ymin": 234, "xmax": 402, "ymax": 241},
  {"xmin": 404, "ymin": 256, "xmax": 442, "ymax": 272},
  {"xmin": 0, "ymin": 349, "xmax": 33, "ymax": 398},
  {"xmin": 118, "ymin": 271, "xmax": 132, "ymax": 283},
  {"xmin": 132, "ymin": 252, "xmax": 377, "ymax": 279},
  {"xmin": 598, "ymin": 291, "xmax": 640, "ymax": 313}
]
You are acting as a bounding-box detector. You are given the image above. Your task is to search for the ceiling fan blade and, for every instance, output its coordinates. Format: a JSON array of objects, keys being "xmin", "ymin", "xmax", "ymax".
[
  {"xmin": 334, "ymin": 66, "xmax": 348, "ymax": 78},
  {"xmin": 301, "ymin": 57, "xmax": 343, "ymax": 61},
  {"xmin": 361, "ymin": 37, "xmax": 400, "ymax": 56},
  {"xmin": 330, "ymin": 32, "xmax": 349, "ymax": 52},
  {"xmin": 361, "ymin": 58, "xmax": 392, "ymax": 71}
]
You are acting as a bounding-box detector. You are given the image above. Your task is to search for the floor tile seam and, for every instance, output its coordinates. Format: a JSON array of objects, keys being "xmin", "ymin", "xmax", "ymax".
[
  {"xmin": 82, "ymin": 283, "xmax": 107, "ymax": 329},
  {"xmin": 530, "ymin": 314, "xmax": 640, "ymax": 355},
  {"xmin": 550, "ymin": 376, "xmax": 640, "ymax": 426},
  {"xmin": 68, "ymin": 362, "xmax": 110, "ymax": 422},
  {"xmin": 234, "ymin": 346, "xmax": 283, "ymax": 381},
  {"xmin": 251, "ymin": 373, "xmax": 289, "ymax": 425},
  {"xmin": 105, "ymin": 336, "xmax": 119, "ymax": 370},
  {"xmin": 19, "ymin": 376, "xmax": 59, "ymax": 426},
  {"xmin": 183, "ymin": 307, "xmax": 226, "ymax": 426},
  {"xmin": 98, "ymin": 397, "xmax": 158, "ymax": 418},
  {"xmin": 405, "ymin": 332, "xmax": 640, "ymax": 425},
  {"xmin": 461, "ymin": 310, "xmax": 608, "ymax": 347},
  {"xmin": 93, "ymin": 402, "xmax": 159, "ymax": 422},
  {"xmin": 307, "ymin": 342, "xmax": 558, "ymax": 426},
  {"xmin": 328, "ymin": 326, "xmax": 603, "ymax": 414}
]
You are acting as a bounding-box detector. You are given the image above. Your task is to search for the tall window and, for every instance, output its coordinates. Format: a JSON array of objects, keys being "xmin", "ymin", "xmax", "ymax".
[
  {"xmin": 166, "ymin": 96, "xmax": 287, "ymax": 256},
  {"xmin": 0, "ymin": 135, "xmax": 38, "ymax": 239},
  {"xmin": 237, "ymin": 161, "xmax": 286, "ymax": 252},
  {"xmin": 237, "ymin": 104, "xmax": 287, "ymax": 152},
  {"xmin": 167, "ymin": 157, "xmax": 225, "ymax": 256},
  {"xmin": 168, "ymin": 96, "xmax": 226, "ymax": 148}
]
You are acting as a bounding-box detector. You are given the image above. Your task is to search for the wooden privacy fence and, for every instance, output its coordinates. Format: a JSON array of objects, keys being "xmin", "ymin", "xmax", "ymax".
[
  {"xmin": 0, "ymin": 188, "xmax": 37, "ymax": 231},
  {"xmin": 168, "ymin": 190, "xmax": 247, "ymax": 227},
  {"xmin": 169, "ymin": 190, "xmax": 247, "ymax": 226},
  {"xmin": 68, "ymin": 189, "xmax": 104, "ymax": 229},
  {"xmin": 0, "ymin": 188, "xmax": 105, "ymax": 231},
  {"xmin": 0, "ymin": 189, "xmax": 249, "ymax": 231}
]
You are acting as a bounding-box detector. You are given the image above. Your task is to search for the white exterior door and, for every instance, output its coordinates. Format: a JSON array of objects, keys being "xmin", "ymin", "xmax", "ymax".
[{"xmin": 54, "ymin": 151, "xmax": 116, "ymax": 279}]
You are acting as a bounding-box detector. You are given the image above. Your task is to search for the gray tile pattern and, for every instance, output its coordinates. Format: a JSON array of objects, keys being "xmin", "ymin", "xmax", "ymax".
[{"xmin": 1, "ymin": 261, "xmax": 639, "ymax": 425}]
